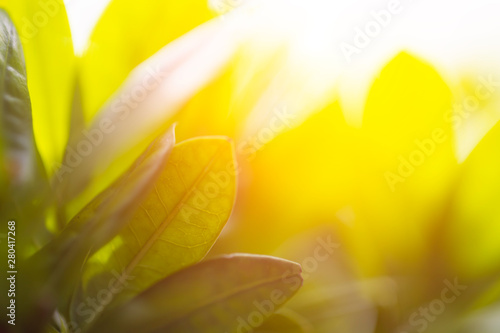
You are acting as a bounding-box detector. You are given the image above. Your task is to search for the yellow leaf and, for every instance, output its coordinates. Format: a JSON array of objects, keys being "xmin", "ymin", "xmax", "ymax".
[
  {"xmin": 352, "ymin": 51, "xmax": 457, "ymax": 276},
  {"xmin": 59, "ymin": 15, "xmax": 243, "ymax": 206},
  {"xmin": 80, "ymin": 0, "xmax": 215, "ymax": 122},
  {"xmin": 448, "ymin": 121, "xmax": 500, "ymax": 279},
  {"xmin": 216, "ymin": 102, "xmax": 355, "ymax": 255}
]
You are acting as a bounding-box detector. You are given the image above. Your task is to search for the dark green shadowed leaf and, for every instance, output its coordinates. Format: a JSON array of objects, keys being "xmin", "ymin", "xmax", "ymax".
[
  {"xmin": 87, "ymin": 254, "xmax": 303, "ymax": 333},
  {"xmin": 0, "ymin": 8, "xmax": 48, "ymax": 235},
  {"xmin": 17, "ymin": 126, "xmax": 176, "ymax": 332},
  {"xmin": 0, "ymin": 9, "xmax": 49, "ymax": 332},
  {"xmin": 4, "ymin": 0, "xmax": 75, "ymax": 174},
  {"xmin": 0, "ymin": 8, "xmax": 34, "ymax": 187}
]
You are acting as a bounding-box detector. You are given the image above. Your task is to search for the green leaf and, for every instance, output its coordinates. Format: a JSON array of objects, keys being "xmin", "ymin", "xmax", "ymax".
[
  {"xmin": 0, "ymin": 7, "xmax": 47, "ymax": 197},
  {"xmin": 4, "ymin": 0, "xmax": 75, "ymax": 174},
  {"xmin": 0, "ymin": 8, "xmax": 34, "ymax": 185},
  {"xmin": 0, "ymin": 8, "xmax": 49, "ymax": 332},
  {"xmin": 18, "ymin": 127, "xmax": 176, "ymax": 331},
  {"xmin": 79, "ymin": 137, "xmax": 237, "ymax": 309},
  {"xmin": 87, "ymin": 254, "xmax": 303, "ymax": 333},
  {"xmin": 0, "ymin": 7, "xmax": 48, "ymax": 224}
]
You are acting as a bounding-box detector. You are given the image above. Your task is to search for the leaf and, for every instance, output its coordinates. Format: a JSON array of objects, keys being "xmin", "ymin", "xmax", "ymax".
[
  {"xmin": 87, "ymin": 254, "xmax": 303, "ymax": 333},
  {"xmin": 0, "ymin": 0, "xmax": 47, "ymax": 308},
  {"xmin": 4, "ymin": 0, "xmax": 75, "ymax": 174},
  {"xmin": 60, "ymin": 126, "xmax": 177, "ymax": 250},
  {"xmin": 0, "ymin": 8, "xmax": 48, "ymax": 225},
  {"xmin": 269, "ymin": 228, "xmax": 378, "ymax": 333},
  {"xmin": 80, "ymin": 0, "xmax": 215, "ymax": 122},
  {"xmin": 254, "ymin": 310, "xmax": 311, "ymax": 333},
  {"xmin": 44, "ymin": 326, "xmax": 60, "ymax": 333},
  {"xmin": 447, "ymin": 120, "xmax": 500, "ymax": 279},
  {"xmin": 79, "ymin": 137, "xmax": 237, "ymax": 310},
  {"xmin": 18, "ymin": 126, "xmax": 176, "ymax": 331},
  {"xmin": 57, "ymin": 13, "xmax": 245, "ymax": 203},
  {"xmin": 226, "ymin": 104, "xmax": 355, "ymax": 255},
  {"xmin": 0, "ymin": 8, "xmax": 49, "ymax": 332},
  {"xmin": 0, "ymin": 9, "xmax": 34, "ymax": 184},
  {"xmin": 352, "ymin": 52, "xmax": 457, "ymax": 276}
]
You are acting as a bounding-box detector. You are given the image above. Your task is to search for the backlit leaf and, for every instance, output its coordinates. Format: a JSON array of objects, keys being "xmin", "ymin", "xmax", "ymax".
[
  {"xmin": 80, "ymin": 137, "xmax": 237, "ymax": 309},
  {"xmin": 352, "ymin": 52, "xmax": 457, "ymax": 276},
  {"xmin": 80, "ymin": 0, "xmax": 215, "ymax": 122},
  {"xmin": 59, "ymin": 15, "xmax": 244, "ymax": 204},
  {"xmin": 18, "ymin": 127, "xmax": 175, "ymax": 331},
  {"xmin": 448, "ymin": 120, "xmax": 500, "ymax": 279},
  {"xmin": 87, "ymin": 254, "xmax": 303, "ymax": 333}
]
